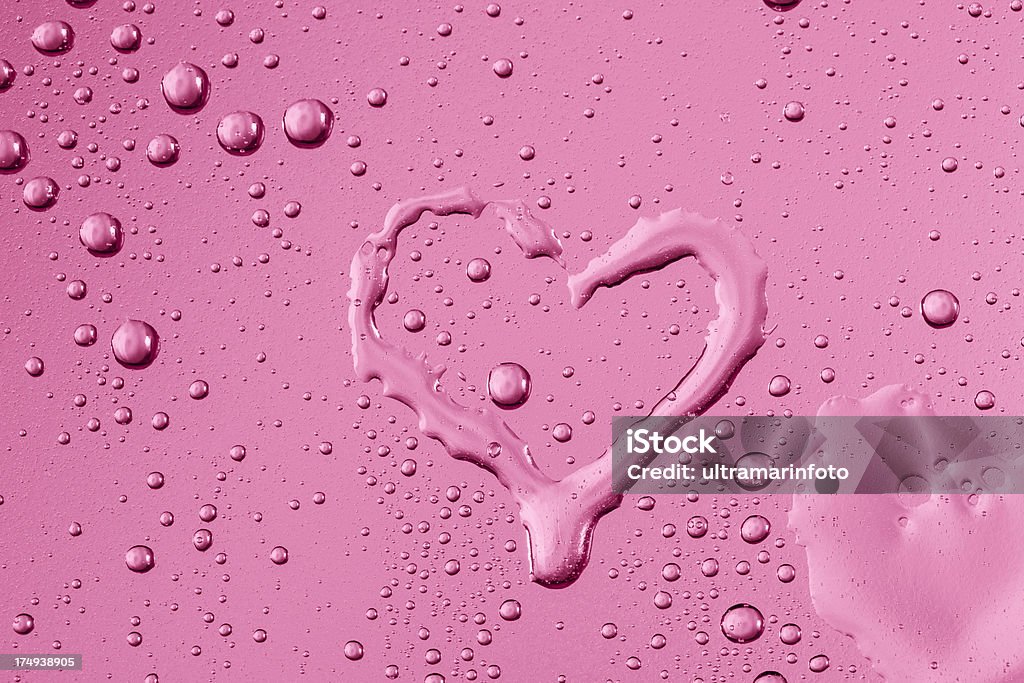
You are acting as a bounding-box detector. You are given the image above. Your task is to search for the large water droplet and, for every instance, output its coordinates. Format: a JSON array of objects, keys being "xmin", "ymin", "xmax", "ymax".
[
  {"xmin": 487, "ymin": 362, "xmax": 531, "ymax": 408},
  {"xmin": 466, "ymin": 257, "xmax": 491, "ymax": 282},
  {"xmin": 79, "ymin": 212, "xmax": 124, "ymax": 255},
  {"xmin": 110, "ymin": 24, "xmax": 142, "ymax": 52},
  {"xmin": 0, "ymin": 60, "xmax": 15, "ymax": 91},
  {"xmin": 32, "ymin": 21, "xmax": 75, "ymax": 55},
  {"xmin": 146, "ymin": 134, "xmax": 180, "ymax": 166},
  {"xmin": 783, "ymin": 101, "xmax": 805, "ymax": 122},
  {"xmin": 217, "ymin": 111, "xmax": 265, "ymax": 155},
  {"xmin": 0, "ymin": 130, "xmax": 30, "ymax": 172},
  {"xmin": 921, "ymin": 289, "xmax": 959, "ymax": 328},
  {"xmin": 283, "ymin": 99, "xmax": 334, "ymax": 147},
  {"xmin": 12, "ymin": 613, "xmax": 35, "ymax": 635},
  {"xmin": 498, "ymin": 599, "xmax": 521, "ymax": 621},
  {"xmin": 161, "ymin": 63, "xmax": 210, "ymax": 113},
  {"xmin": 740, "ymin": 514, "xmax": 771, "ymax": 544},
  {"xmin": 721, "ymin": 603, "xmax": 765, "ymax": 643},
  {"xmin": 111, "ymin": 320, "xmax": 159, "ymax": 368},
  {"xmin": 125, "ymin": 545, "xmax": 155, "ymax": 573},
  {"xmin": 23, "ymin": 176, "xmax": 59, "ymax": 209}
]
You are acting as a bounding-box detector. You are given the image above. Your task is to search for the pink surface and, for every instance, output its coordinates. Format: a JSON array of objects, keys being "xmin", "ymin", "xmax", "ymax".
[{"xmin": 2, "ymin": 1, "xmax": 1021, "ymax": 681}]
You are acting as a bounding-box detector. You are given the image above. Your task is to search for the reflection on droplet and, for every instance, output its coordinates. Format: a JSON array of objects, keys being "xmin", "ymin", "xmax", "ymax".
[
  {"xmin": 498, "ymin": 599, "xmax": 521, "ymax": 621},
  {"xmin": 487, "ymin": 362, "xmax": 531, "ymax": 408},
  {"xmin": 974, "ymin": 390, "xmax": 995, "ymax": 411},
  {"xmin": 466, "ymin": 258, "xmax": 492, "ymax": 282},
  {"xmin": 343, "ymin": 640, "xmax": 364, "ymax": 660},
  {"xmin": 161, "ymin": 63, "xmax": 210, "ymax": 112},
  {"xmin": 721, "ymin": 603, "xmax": 765, "ymax": 643},
  {"xmin": 686, "ymin": 515, "xmax": 708, "ymax": 538},
  {"xmin": 783, "ymin": 101, "xmax": 805, "ymax": 122},
  {"xmin": 146, "ymin": 134, "xmax": 180, "ymax": 166},
  {"xmin": 768, "ymin": 374, "xmax": 791, "ymax": 396},
  {"xmin": 111, "ymin": 320, "xmax": 159, "ymax": 368},
  {"xmin": 809, "ymin": 655, "xmax": 830, "ymax": 673},
  {"xmin": 12, "ymin": 613, "xmax": 35, "ymax": 635},
  {"xmin": 403, "ymin": 309, "xmax": 426, "ymax": 332},
  {"xmin": 493, "ymin": 58, "xmax": 514, "ymax": 78},
  {"xmin": 32, "ymin": 21, "xmax": 75, "ymax": 55},
  {"xmin": 921, "ymin": 289, "xmax": 959, "ymax": 328},
  {"xmin": 22, "ymin": 177, "xmax": 59, "ymax": 209},
  {"xmin": 24, "ymin": 356, "xmax": 44, "ymax": 377},
  {"xmin": 79, "ymin": 213, "xmax": 124, "ymax": 256},
  {"xmin": 217, "ymin": 111, "xmax": 265, "ymax": 155},
  {"xmin": 0, "ymin": 130, "xmax": 30, "ymax": 172},
  {"xmin": 740, "ymin": 514, "xmax": 771, "ymax": 544},
  {"xmin": 110, "ymin": 24, "xmax": 142, "ymax": 52},
  {"xmin": 283, "ymin": 99, "xmax": 334, "ymax": 148},
  {"xmin": 125, "ymin": 545, "xmax": 155, "ymax": 573}
]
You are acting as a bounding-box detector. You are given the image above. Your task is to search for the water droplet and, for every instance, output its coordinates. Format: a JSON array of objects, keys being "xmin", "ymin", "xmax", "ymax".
[
  {"xmin": 189, "ymin": 380, "xmax": 209, "ymax": 399},
  {"xmin": 217, "ymin": 111, "xmax": 265, "ymax": 155},
  {"xmin": 0, "ymin": 60, "xmax": 15, "ymax": 91},
  {"xmin": 768, "ymin": 375, "xmax": 791, "ymax": 397},
  {"xmin": 403, "ymin": 309, "xmax": 426, "ymax": 332},
  {"xmin": 125, "ymin": 545, "xmax": 155, "ymax": 573},
  {"xmin": 0, "ymin": 130, "xmax": 30, "ymax": 172},
  {"xmin": 518, "ymin": 145, "xmax": 535, "ymax": 161},
  {"xmin": 283, "ymin": 99, "xmax": 334, "ymax": 148},
  {"xmin": 921, "ymin": 289, "xmax": 959, "ymax": 328},
  {"xmin": 754, "ymin": 673, "xmax": 788, "ymax": 683},
  {"xmin": 493, "ymin": 58, "xmax": 514, "ymax": 78},
  {"xmin": 498, "ymin": 599, "xmax": 521, "ymax": 621},
  {"xmin": 367, "ymin": 88, "xmax": 388, "ymax": 107},
  {"xmin": 161, "ymin": 63, "xmax": 210, "ymax": 113},
  {"xmin": 24, "ymin": 356, "xmax": 44, "ymax": 377},
  {"xmin": 151, "ymin": 412, "xmax": 169, "ymax": 430},
  {"xmin": 193, "ymin": 529, "xmax": 213, "ymax": 552},
  {"xmin": 32, "ymin": 21, "xmax": 75, "ymax": 55},
  {"xmin": 22, "ymin": 176, "xmax": 59, "ymax": 209},
  {"xmin": 808, "ymin": 654, "xmax": 830, "ymax": 673},
  {"xmin": 486, "ymin": 3, "xmax": 501, "ymax": 17},
  {"xmin": 552, "ymin": 423, "xmax": 572, "ymax": 442},
  {"xmin": 487, "ymin": 362, "xmax": 531, "ymax": 409},
  {"xmin": 74, "ymin": 323, "xmax": 97, "ymax": 347},
  {"xmin": 783, "ymin": 101, "xmax": 805, "ymax": 122},
  {"xmin": 146, "ymin": 472, "xmax": 164, "ymax": 489},
  {"xmin": 466, "ymin": 258, "xmax": 492, "ymax": 282},
  {"xmin": 343, "ymin": 640, "xmax": 364, "ymax": 660},
  {"xmin": 740, "ymin": 514, "xmax": 771, "ymax": 544},
  {"xmin": 146, "ymin": 134, "xmax": 180, "ymax": 166},
  {"xmin": 701, "ymin": 558, "xmax": 719, "ymax": 577},
  {"xmin": 975, "ymin": 390, "xmax": 995, "ymax": 411},
  {"xmin": 110, "ymin": 24, "xmax": 142, "ymax": 52},
  {"xmin": 12, "ymin": 613, "xmax": 34, "ymax": 635},
  {"xmin": 111, "ymin": 320, "xmax": 159, "ymax": 368},
  {"xmin": 780, "ymin": 623, "xmax": 801, "ymax": 645},
  {"xmin": 270, "ymin": 546, "xmax": 289, "ymax": 564},
  {"xmin": 777, "ymin": 563, "xmax": 796, "ymax": 582},
  {"xmin": 721, "ymin": 603, "xmax": 765, "ymax": 643},
  {"xmin": 79, "ymin": 212, "xmax": 124, "ymax": 256},
  {"xmin": 941, "ymin": 157, "xmax": 958, "ymax": 173},
  {"xmin": 686, "ymin": 515, "xmax": 708, "ymax": 538}
]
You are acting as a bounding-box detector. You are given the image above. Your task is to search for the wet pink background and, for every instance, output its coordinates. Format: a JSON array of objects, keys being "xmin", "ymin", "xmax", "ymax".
[{"xmin": 2, "ymin": 0, "xmax": 1021, "ymax": 681}]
